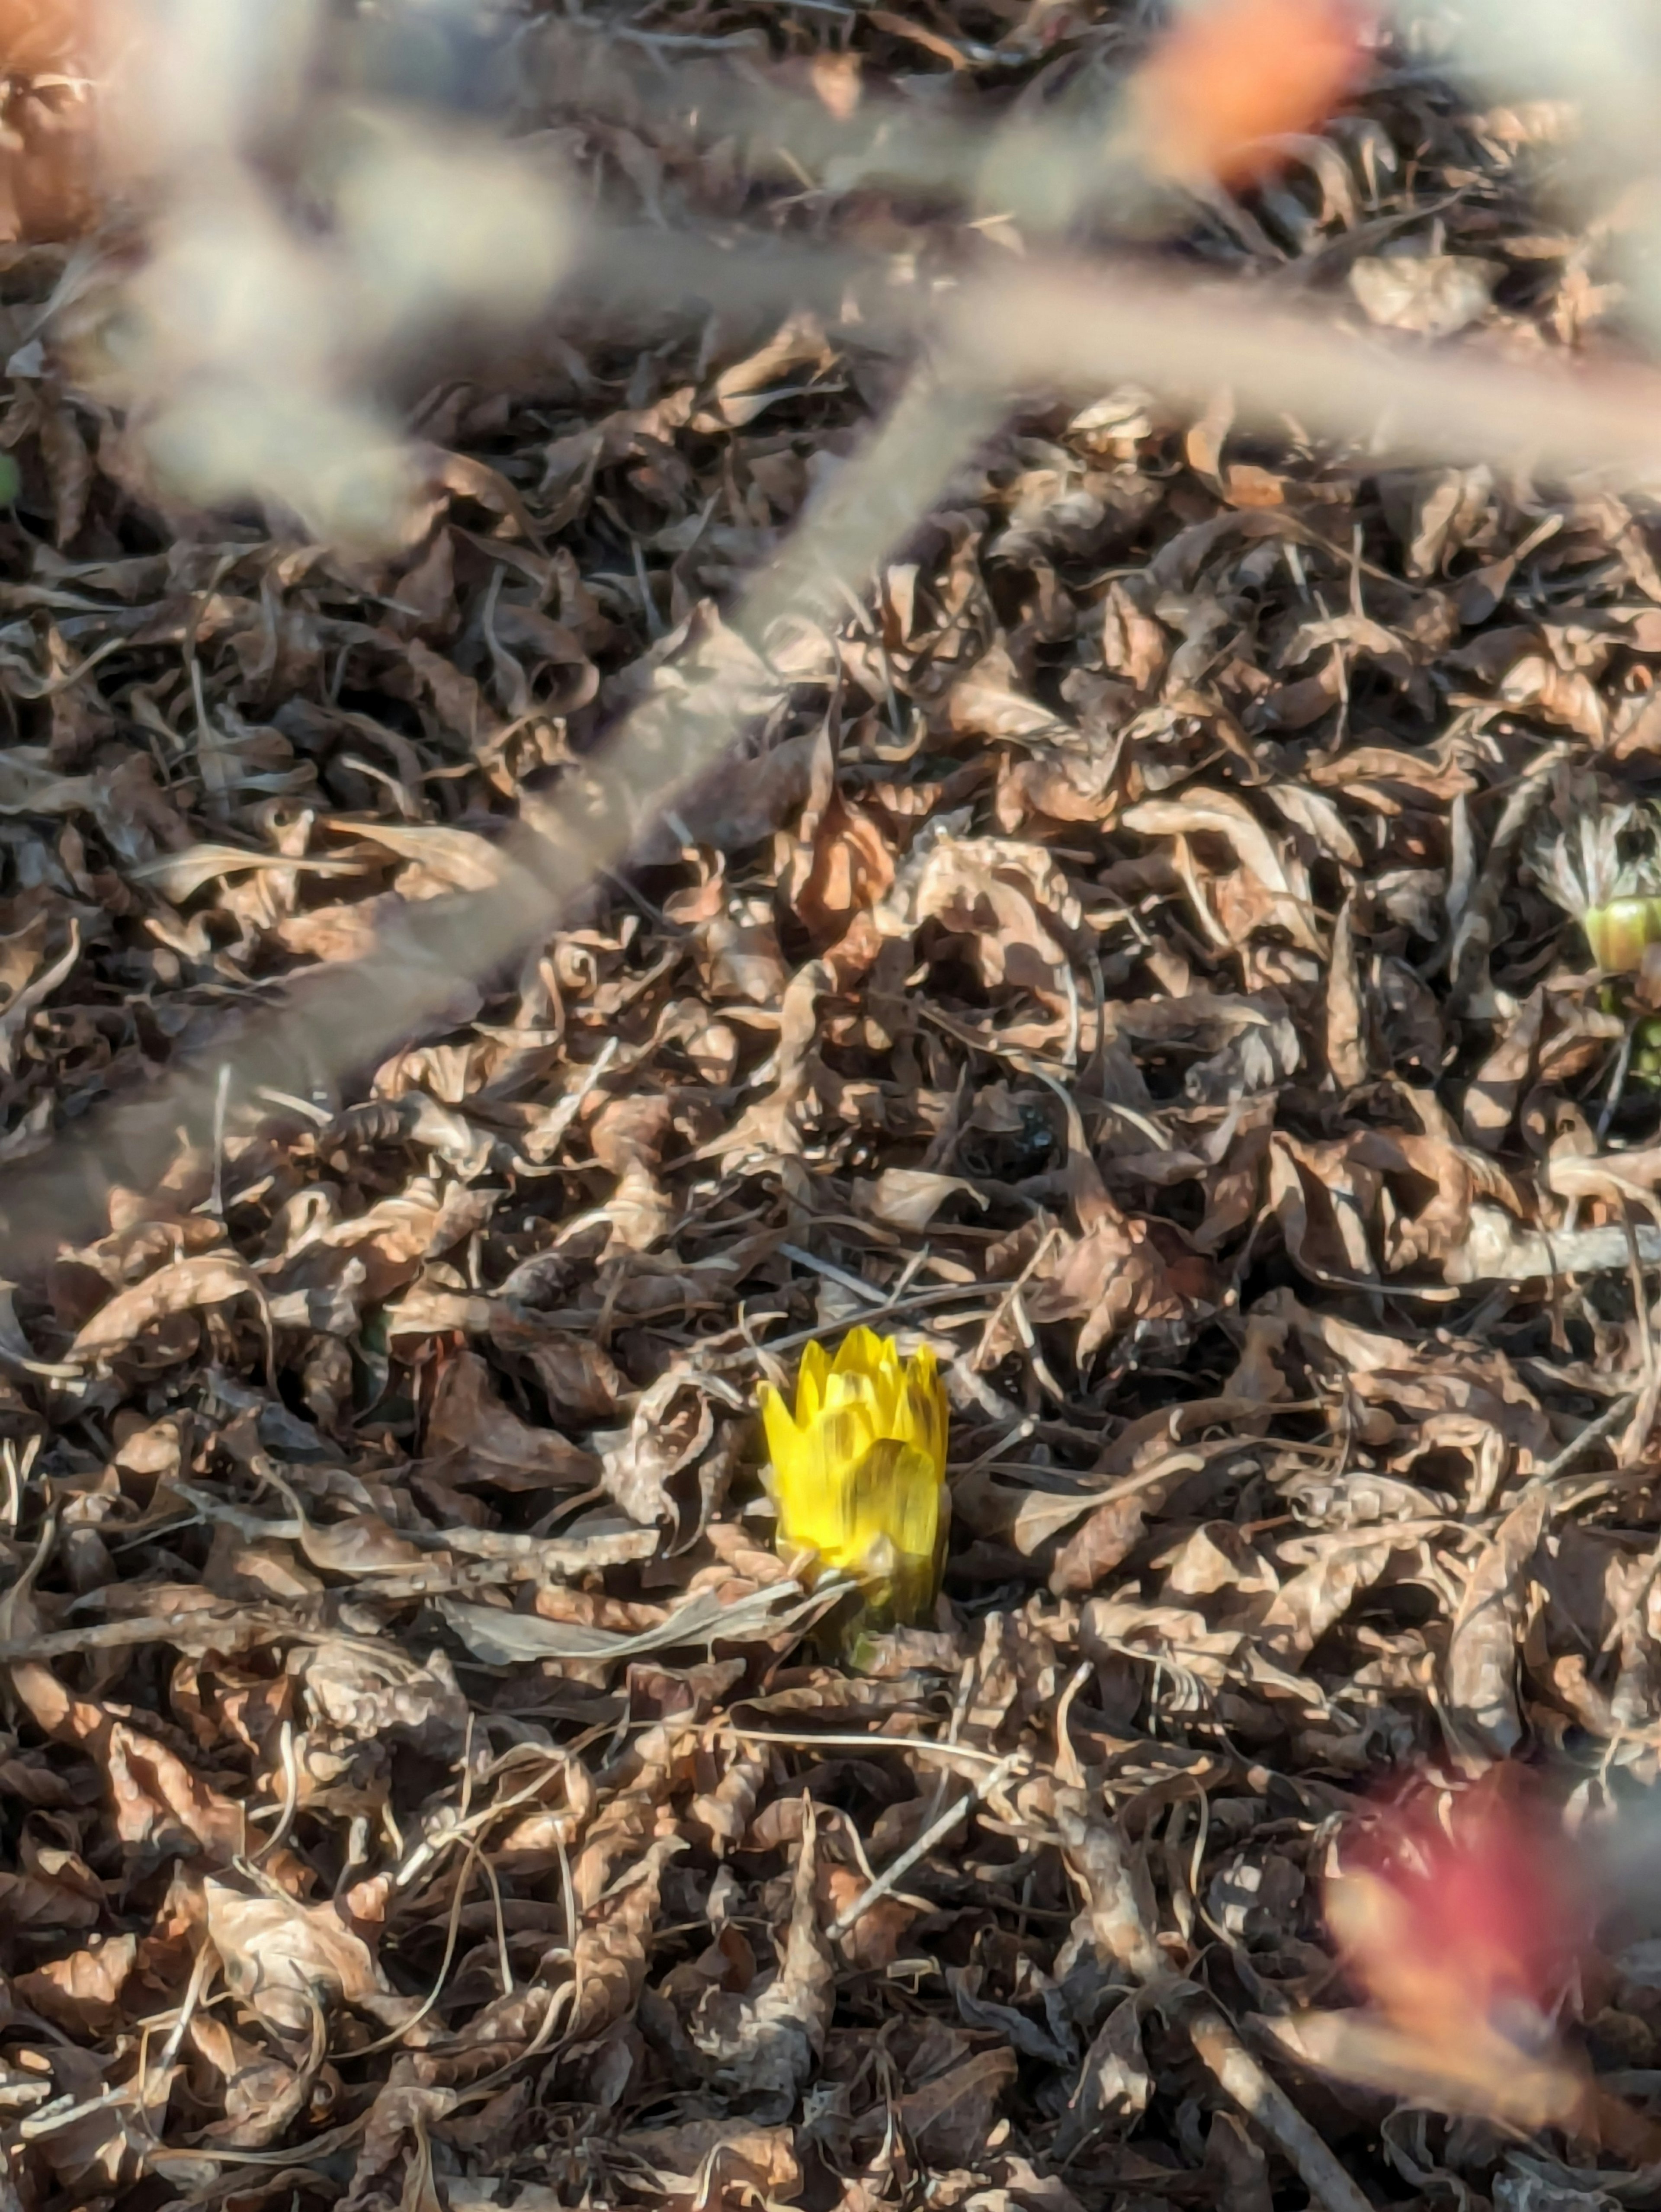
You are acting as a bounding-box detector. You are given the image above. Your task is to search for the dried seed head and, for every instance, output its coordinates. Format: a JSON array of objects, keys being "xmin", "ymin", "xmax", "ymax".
[{"xmin": 1531, "ymin": 801, "xmax": 1661, "ymax": 972}]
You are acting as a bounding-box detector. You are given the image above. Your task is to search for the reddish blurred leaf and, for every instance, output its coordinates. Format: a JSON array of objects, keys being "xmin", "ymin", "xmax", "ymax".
[
  {"xmin": 1311, "ymin": 1772, "xmax": 1605, "ymax": 2134},
  {"xmin": 1133, "ymin": 0, "xmax": 1370, "ymax": 185}
]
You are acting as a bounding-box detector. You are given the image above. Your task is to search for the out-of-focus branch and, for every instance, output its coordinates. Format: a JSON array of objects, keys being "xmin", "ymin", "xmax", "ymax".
[
  {"xmin": 519, "ymin": 15, "xmax": 1158, "ymax": 234},
  {"xmin": 1420, "ymin": 0, "xmax": 1661, "ymax": 346},
  {"xmin": 94, "ymin": 0, "xmax": 572, "ymax": 542},
  {"xmin": 17, "ymin": 215, "xmax": 1661, "ymax": 1259},
  {"xmin": 950, "ymin": 252, "xmax": 1661, "ymax": 479},
  {"xmin": 0, "ymin": 362, "xmax": 1005, "ymax": 1259},
  {"xmin": 590, "ymin": 222, "xmax": 1661, "ymax": 482},
  {"xmin": 520, "ymin": 0, "xmax": 1366, "ymax": 228}
]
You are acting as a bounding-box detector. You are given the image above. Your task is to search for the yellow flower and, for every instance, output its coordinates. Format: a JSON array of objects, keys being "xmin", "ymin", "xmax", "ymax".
[{"xmin": 760, "ymin": 1327, "xmax": 949, "ymax": 1630}]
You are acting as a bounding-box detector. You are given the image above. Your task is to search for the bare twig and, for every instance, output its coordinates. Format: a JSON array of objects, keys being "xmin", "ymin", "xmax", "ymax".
[
  {"xmin": 1526, "ymin": 1391, "xmax": 1641, "ymax": 1489},
  {"xmin": 1056, "ymin": 1791, "xmax": 1373, "ymax": 2212},
  {"xmin": 827, "ymin": 1750, "xmax": 1025, "ymax": 1939}
]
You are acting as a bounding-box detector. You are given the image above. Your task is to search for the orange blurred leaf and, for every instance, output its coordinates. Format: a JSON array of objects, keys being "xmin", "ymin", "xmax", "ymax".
[{"xmin": 1133, "ymin": 0, "xmax": 1370, "ymax": 186}]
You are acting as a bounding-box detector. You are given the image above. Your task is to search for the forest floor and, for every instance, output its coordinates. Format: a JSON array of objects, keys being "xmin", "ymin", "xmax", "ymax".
[{"xmin": 0, "ymin": 5, "xmax": 1655, "ymax": 2210}]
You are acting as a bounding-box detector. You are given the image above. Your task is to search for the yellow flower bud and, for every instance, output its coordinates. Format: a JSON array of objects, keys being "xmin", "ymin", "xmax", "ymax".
[
  {"xmin": 759, "ymin": 1327, "xmax": 949, "ymax": 1631},
  {"xmin": 1581, "ymin": 896, "xmax": 1661, "ymax": 976}
]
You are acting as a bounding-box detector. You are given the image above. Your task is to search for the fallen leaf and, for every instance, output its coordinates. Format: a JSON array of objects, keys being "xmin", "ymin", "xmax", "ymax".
[{"xmin": 1349, "ymin": 254, "xmax": 1499, "ymax": 339}]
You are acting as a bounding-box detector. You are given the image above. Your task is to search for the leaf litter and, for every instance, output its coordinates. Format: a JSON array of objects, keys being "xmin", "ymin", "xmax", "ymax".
[{"xmin": 1, "ymin": 4, "xmax": 1661, "ymax": 2212}]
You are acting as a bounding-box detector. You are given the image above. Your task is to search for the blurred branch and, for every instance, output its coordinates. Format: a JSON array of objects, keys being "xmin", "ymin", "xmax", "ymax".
[
  {"xmin": 19, "ymin": 199, "xmax": 1661, "ymax": 1254},
  {"xmin": 520, "ymin": 15, "xmax": 1160, "ymax": 232},
  {"xmin": 1421, "ymin": 0, "xmax": 1661, "ymax": 344},
  {"xmin": 0, "ymin": 360, "xmax": 1005, "ymax": 1257},
  {"xmin": 593, "ymin": 221, "xmax": 1661, "ymax": 481}
]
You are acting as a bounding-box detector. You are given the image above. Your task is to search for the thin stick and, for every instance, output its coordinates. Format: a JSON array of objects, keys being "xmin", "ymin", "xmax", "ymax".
[
  {"xmin": 1183, "ymin": 2003, "xmax": 1376, "ymax": 2212},
  {"xmin": 1056, "ymin": 1790, "xmax": 1372, "ymax": 2212},
  {"xmin": 1526, "ymin": 1391, "xmax": 1640, "ymax": 1490},
  {"xmin": 827, "ymin": 1750, "xmax": 1025, "ymax": 1939},
  {"xmin": 731, "ymin": 1725, "xmax": 1013, "ymax": 1770}
]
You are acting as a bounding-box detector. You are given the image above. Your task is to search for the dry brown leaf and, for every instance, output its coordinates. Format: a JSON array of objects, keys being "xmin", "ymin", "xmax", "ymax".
[
  {"xmin": 1124, "ymin": 789, "xmax": 1321, "ymax": 953},
  {"xmin": 424, "ymin": 1348, "xmax": 600, "ymax": 1491},
  {"xmin": 1463, "ymin": 988, "xmax": 1546, "ymax": 1153},
  {"xmin": 818, "ymin": 1860, "xmax": 916, "ymax": 1970},
  {"xmin": 1445, "ymin": 1493, "xmax": 1549, "ymax": 1760},
  {"xmin": 14, "ymin": 1932, "xmax": 135, "ymax": 2033},
  {"xmin": 690, "ymin": 1798, "xmax": 833, "ymax": 2113},
  {"xmin": 1047, "ymin": 1449, "xmax": 1211, "ymax": 1594},
  {"xmin": 1499, "ymin": 652, "xmax": 1607, "ymax": 742},
  {"xmin": 593, "ymin": 1370, "xmax": 715, "ymax": 1528},
  {"xmin": 69, "ymin": 1252, "xmax": 266, "ymax": 1363},
  {"xmin": 11, "ymin": 1661, "xmax": 256, "ymax": 1865},
  {"xmin": 897, "ymin": 2045, "xmax": 1019, "ymax": 2165},
  {"xmin": 491, "ymin": 1319, "xmax": 625, "ymax": 1421},
  {"xmin": 689, "ymin": 1747, "xmax": 769, "ymax": 1855},
  {"xmin": 567, "ymin": 1834, "xmax": 680, "ymax": 2045},
  {"xmin": 1325, "ymin": 896, "xmax": 1368, "ymax": 1089},
  {"xmin": 1053, "ymin": 1994, "xmax": 1153, "ymax": 2158},
  {"xmin": 614, "ymin": 2118, "xmax": 801, "ymax": 2199},
  {"xmin": 875, "ymin": 827, "xmax": 1081, "ymax": 1000},
  {"xmin": 200, "ymin": 1872, "xmax": 403, "ymax": 2041},
  {"xmin": 853, "ymin": 1167, "xmax": 987, "ymax": 1231},
  {"xmin": 1259, "ymin": 1532, "xmax": 1408, "ymax": 1662},
  {"xmin": 299, "ymin": 1643, "xmax": 467, "ymax": 1759}
]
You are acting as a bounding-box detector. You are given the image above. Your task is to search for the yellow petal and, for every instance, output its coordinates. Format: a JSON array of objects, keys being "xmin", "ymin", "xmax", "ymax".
[
  {"xmin": 774, "ymin": 1405, "xmax": 874, "ymax": 1561},
  {"xmin": 760, "ymin": 1380, "xmax": 801, "ymax": 1478},
  {"xmin": 795, "ymin": 1339, "xmax": 830, "ymax": 1424},
  {"xmin": 785, "ymin": 1434, "xmax": 935, "ymax": 1584},
  {"xmin": 902, "ymin": 1346, "xmax": 947, "ymax": 1471},
  {"xmin": 849, "ymin": 1438, "xmax": 941, "ymax": 1563},
  {"xmin": 844, "ymin": 1442, "xmax": 945, "ymax": 1626},
  {"xmin": 834, "ymin": 1326, "xmax": 887, "ymax": 1383},
  {"xmin": 822, "ymin": 1369, "xmax": 882, "ymax": 1445}
]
